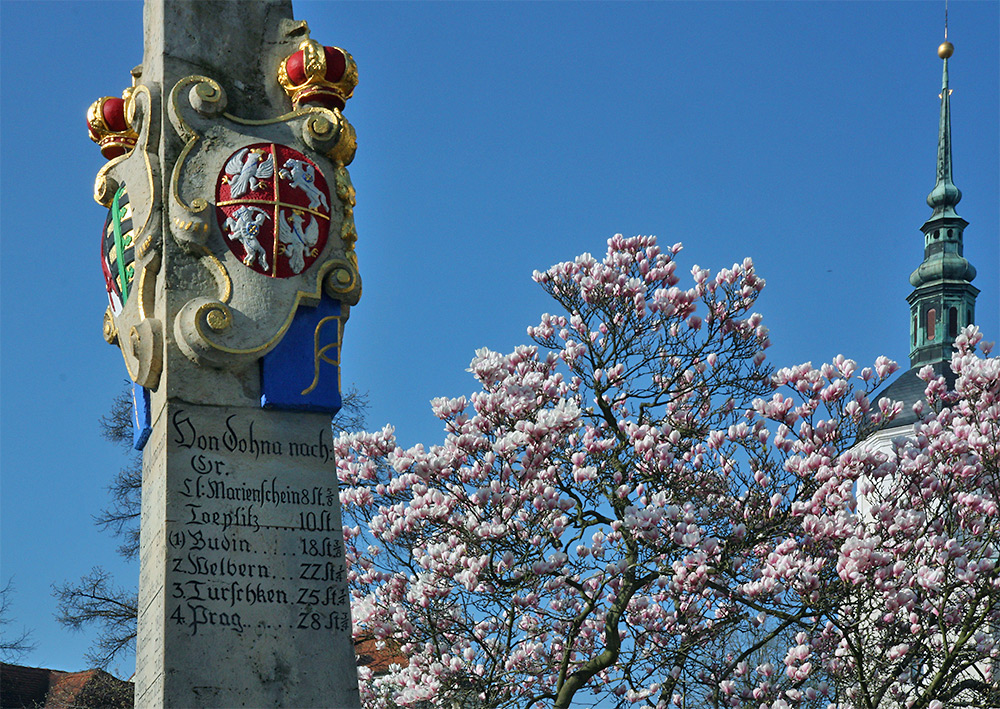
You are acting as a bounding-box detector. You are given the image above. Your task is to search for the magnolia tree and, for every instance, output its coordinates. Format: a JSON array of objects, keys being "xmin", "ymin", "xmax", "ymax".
[
  {"xmin": 836, "ymin": 331, "xmax": 999, "ymax": 709},
  {"xmin": 336, "ymin": 235, "xmax": 998, "ymax": 709}
]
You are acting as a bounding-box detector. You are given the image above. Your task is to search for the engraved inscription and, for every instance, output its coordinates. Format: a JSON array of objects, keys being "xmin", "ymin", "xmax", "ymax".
[
  {"xmin": 172, "ymin": 410, "xmax": 333, "ymax": 462},
  {"xmin": 165, "ymin": 409, "xmax": 348, "ymax": 639}
]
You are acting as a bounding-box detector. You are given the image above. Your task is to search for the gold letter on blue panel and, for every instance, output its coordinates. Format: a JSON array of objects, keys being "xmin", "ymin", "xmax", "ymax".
[{"xmin": 260, "ymin": 298, "xmax": 342, "ymax": 413}]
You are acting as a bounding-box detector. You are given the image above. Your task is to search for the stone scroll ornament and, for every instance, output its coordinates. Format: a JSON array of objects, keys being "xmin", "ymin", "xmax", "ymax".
[{"xmin": 90, "ymin": 31, "xmax": 362, "ymax": 449}]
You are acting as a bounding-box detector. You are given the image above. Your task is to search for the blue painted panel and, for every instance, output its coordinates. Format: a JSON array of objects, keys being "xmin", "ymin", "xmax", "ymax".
[
  {"xmin": 132, "ymin": 382, "xmax": 152, "ymax": 450},
  {"xmin": 261, "ymin": 297, "xmax": 342, "ymax": 414}
]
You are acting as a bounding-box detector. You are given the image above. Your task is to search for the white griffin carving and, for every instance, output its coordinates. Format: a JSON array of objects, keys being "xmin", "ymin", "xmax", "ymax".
[
  {"xmin": 279, "ymin": 158, "xmax": 328, "ymax": 211},
  {"xmin": 225, "ymin": 205, "xmax": 271, "ymax": 269},
  {"xmin": 224, "ymin": 148, "xmax": 274, "ymax": 198},
  {"xmin": 278, "ymin": 209, "xmax": 320, "ymax": 274}
]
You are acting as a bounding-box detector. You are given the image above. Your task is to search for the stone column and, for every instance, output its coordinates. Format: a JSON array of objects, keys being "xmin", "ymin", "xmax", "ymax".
[{"xmin": 88, "ymin": 1, "xmax": 362, "ymax": 705}]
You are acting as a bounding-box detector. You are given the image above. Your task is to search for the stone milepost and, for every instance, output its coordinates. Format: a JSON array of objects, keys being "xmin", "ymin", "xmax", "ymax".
[{"xmin": 89, "ymin": 0, "xmax": 363, "ymax": 705}]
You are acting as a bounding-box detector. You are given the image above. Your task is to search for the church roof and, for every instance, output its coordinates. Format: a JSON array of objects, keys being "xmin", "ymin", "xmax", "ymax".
[{"xmin": 870, "ymin": 360, "xmax": 955, "ymax": 430}]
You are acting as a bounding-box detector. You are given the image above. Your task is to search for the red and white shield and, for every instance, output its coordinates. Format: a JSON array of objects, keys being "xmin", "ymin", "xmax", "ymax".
[{"xmin": 215, "ymin": 143, "xmax": 331, "ymax": 278}]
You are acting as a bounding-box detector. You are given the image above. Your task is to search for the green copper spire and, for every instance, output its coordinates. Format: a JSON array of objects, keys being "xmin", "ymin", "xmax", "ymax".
[
  {"xmin": 906, "ymin": 41, "xmax": 978, "ymax": 369},
  {"xmin": 926, "ymin": 45, "xmax": 962, "ymax": 217}
]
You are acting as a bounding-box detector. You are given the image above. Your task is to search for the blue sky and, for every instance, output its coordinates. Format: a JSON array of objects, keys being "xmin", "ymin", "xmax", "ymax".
[{"xmin": 1, "ymin": 0, "xmax": 997, "ymax": 678}]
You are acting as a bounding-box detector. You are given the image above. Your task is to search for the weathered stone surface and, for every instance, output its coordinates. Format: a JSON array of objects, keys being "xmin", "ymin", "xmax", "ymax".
[
  {"xmin": 143, "ymin": 0, "xmax": 298, "ymax": 121},
  {"xmin": 120, "ymin": 2, "xmax": 362, "ymax": 706},
  {"xmin": 136, "ymin": 402, "xmax": 358, "ymax": 707}
]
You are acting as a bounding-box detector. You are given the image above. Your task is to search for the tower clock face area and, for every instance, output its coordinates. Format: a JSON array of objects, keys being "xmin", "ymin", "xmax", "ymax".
[{"xmin": 215, "ymin": 143, "xmax": 332, "ymax": 278}]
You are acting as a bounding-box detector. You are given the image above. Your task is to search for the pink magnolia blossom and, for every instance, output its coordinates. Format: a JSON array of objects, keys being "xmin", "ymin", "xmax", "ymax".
[{"xmin": 340, "ymin": 236, "xmax": 998, "ymax": 709}]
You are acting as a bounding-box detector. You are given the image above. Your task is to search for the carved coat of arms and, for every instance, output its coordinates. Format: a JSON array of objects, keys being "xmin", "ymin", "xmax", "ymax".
[
  {"xmin": 90, "ymin": 28, "xmax": 362, "ymax": 422},
  {"xmin": 217, "ymin": 144, "xmax": 331, "ymax": 278}
]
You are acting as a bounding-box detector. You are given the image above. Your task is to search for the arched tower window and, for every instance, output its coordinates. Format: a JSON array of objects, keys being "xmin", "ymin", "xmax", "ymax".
[
  {"xmin": 927, "ymin": 308, "xmax": 937, "ymax": 340},
  {"xmin": 912, "ymin": 314, "xmax": 917, "ymax": 345},
  {"xmin": 949, "ymin": 307, "xmax": 958, "ymax": 338}
]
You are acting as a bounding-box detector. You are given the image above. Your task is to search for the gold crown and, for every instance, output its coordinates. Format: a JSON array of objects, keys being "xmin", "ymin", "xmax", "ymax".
[
  {"xmin": 278, "ymin": 38, "xmax": 357, "ymax": 111},
  {"xmin": 87, "ymin": 96, "xmax": 138, "ymax": 160}
]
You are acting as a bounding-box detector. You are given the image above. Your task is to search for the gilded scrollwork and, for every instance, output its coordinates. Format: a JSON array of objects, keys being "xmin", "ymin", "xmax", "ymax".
[
  {"xmin": 189, "ymin": 80, "xmax": 228, "ymax": 117},
  {"xmin": 112, "ymin": 251, "xmax": 163, "ymax": 388},
  {"xmin": 127, "ymin": 317, "xmax": 164, "ymax": 389},
  {"xmin": 94, "ymin": 85, "xmax": 158, "ymax": 258},
  {"xmin": 94, "ymin": 174, "xmax": 120, "ymax": 209},
  {"xmin": 167, "ymin": 75, "xmax": 218, "ymax": 230},
  {"xmin": 323, "ymin": 258, "xmax": 361, "ymax": 306},
  {"xmin": 332, "ymin": 165, "xmax": 359, "ymax": 254},
  {"xmin": 325, "ymin": 112, "xmax": 356, "ymax": 166},
  {"xmin": 166, "ymin": 71, "xmax": 361, "ymax": 370},
  {"xmin": 174, "ymin": 259, "xmax": 344, "ymax": 368},
  {"xmin": 194, "ymin": 245, "xmax": 233, "ymax": 306},
  {"xmin": 103, "ymin": 307, "xmax": 119, "ymax": 345}
]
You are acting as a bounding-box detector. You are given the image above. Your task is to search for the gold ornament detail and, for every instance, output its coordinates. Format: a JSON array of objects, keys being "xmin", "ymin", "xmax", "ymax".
[
  {"xmin": 173, "ymin": 218, "xmax": 210, "ymax": 234},
  {"xmin": 94, "ymin": 174, "xmax": 120, "ymax": 208},
  {"xmin": 190, "ymin": 80, "xmax": 227, "ymax": 116},
  {"xmin": 93, "ymin": 85, "xmax": 158, "ymax": 259},
  {"xmin": 87, "ymin": 96, "xmax": 139, "ymax": 159},
  {"xmin": 333, "ymin": 165, "xmax": 358, "ymax": 253},
  {"xmin": 122, "ymin": 65, "xmax": 142, "ymax": 127},
  {"xmin": 324, "ymin": 260, "xmax": 355, "ymax": 294},
  {"xmin": 307, "ymin": 114, "xmax": 334, "ymax": 138},
  {"xmin": 302, "ymin": 315, "xmax": 341, "ymax": 396},
  {"xmin": 201, "ymin": 302, "xmax": 233, "ymax": 332},
  {"xmin": 326, "ymin": 111, "xmax": 356, "ymax": 166},
  {"xmin": 103, "ymin": 307, "xmax": 119, "ymax": 345},
  {"xmin": 278, "ymin": 38, "xmax": 358, "ymax": 110}
]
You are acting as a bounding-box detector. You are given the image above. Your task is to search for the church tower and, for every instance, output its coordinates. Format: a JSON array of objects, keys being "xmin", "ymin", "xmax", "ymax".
[
  {"xmin": 906, "ymin": 40, "xmax": 980, "ymax": 370},
  {"xmin": 871, "ymin": 39, "xmax": 980, "ymax": 429}
]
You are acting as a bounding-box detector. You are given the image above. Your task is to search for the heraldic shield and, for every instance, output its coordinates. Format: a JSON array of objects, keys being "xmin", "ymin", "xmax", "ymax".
[
  {"xmin": 159, "ymin": 64, "xmax": 361, "ymax": 403},
  {"xmin": 102, "ymin": 184, "xmax": 136, "ymax": 315},
  {"xmin": 216, "ymin": 143, "xmax": 331, "ymax": 279},
  {"xmin": 92, "ymin": 81, "xmax": 164, "ymax": 402},
  {"xmin": 100, "ymin": 180, "xmax": 155, "ymax": 447}
]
